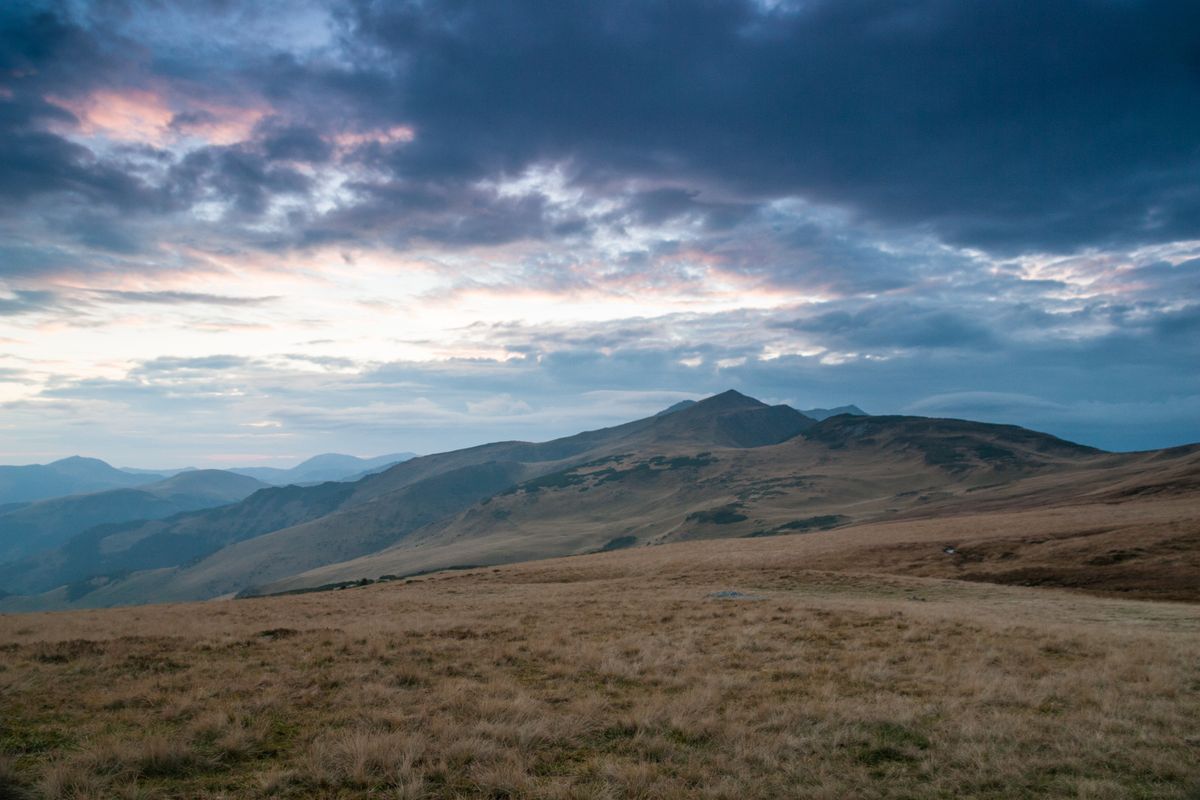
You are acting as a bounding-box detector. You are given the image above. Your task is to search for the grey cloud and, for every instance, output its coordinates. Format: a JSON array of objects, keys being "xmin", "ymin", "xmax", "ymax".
[
  {"xmin": 93, "ymin": 290, "xmax": 279, "ymax": 306},
  {"xmin": 132, "ymin": 355, "xmax": 260, "ymax": 374},
  {"xmin": 331, "ymin": 0, "xmax": 1200, "ymax": 253},
  {"xmin": 0, "ymin": 289, "xmax": 65, "ymax": 316},
  {"xmin": 783, "ymin": 304, "xmax": 996, "ymax": 351},
  {"xmin": 168, "ymin": 145, "xmax": 312, "ymax": 216},
  {"xmin": 9, "ymin": 0, "xmax": 1200, "ymax": 260}
]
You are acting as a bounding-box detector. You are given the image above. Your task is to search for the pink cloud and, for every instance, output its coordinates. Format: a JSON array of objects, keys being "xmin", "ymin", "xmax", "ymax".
[{"xmin": 48, "ymin": 88, "xmax": 266, "ymax": 147}]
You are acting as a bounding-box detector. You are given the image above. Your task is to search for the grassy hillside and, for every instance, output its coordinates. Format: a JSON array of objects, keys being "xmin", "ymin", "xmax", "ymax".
[
  {"xmin": 1, "ymin": 530, "xmax": 1197, "ymax": 799},
  {"xmin": 256, "ymin": 415, "xmax": 1194, "ymax": 599}
]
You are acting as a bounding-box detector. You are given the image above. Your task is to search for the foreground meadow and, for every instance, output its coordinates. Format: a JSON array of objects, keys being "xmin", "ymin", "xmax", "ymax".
[{"xmin": 2, "ymin": 535, "xmax": 1198, "ymax": 799}]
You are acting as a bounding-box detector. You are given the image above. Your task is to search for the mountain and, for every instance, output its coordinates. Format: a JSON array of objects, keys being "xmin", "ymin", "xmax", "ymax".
[
  {"xmin": 1, "ymin": 390, "xmax": 1196, "ymax": 612},
  {"xmin": 655, "ymin": 399, "xmax": 697, "ymax": 415},
  {"xmin": 119, "ymin": 466, "xmax": 197, "ymax": 477},
  {"xmin": 0, "ymin": 470, "xmax": 269, "ymax": 564},
  {"xmin": 0, "ymin": 457, "xmax": 166, "ymax": 505},
  {"xmin": 662, "ymin": 399, "xmax": 866, "ymax": 422},
  {"xmin": 801, "ymin": 404, "xmax": 867, "ymax": 421},
  {"xmin": 0, "ymin": 391, "xmax": 811, "ymax": 603},
  {"xmin": 257, "ymin": 410, "xmax": 1112, "ymax": 596},
  {"xmin": 229, "ymin": 452, "xmax": 417, "ymax": 485}
]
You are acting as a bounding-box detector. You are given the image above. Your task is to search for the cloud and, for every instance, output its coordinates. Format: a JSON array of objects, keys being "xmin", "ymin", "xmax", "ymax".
[
  {"xmin": 465, "ymin": 393, "xmax": 533, "ymax": 416},
  {"xmin": 92, "ymin": 290, "xmax": 278, "ymax": 306},
  {"xmin": 329, "ymin": 0, "xmax": 1200, "ymax": 253},
  {"xmin": 4, "ymin": 0, "xmax": 1199, "ymax": 262},
  {"xmin": 781, "ymin": 304, "xmax": 996, "ymax": 351},
  {"xmin": 904, "ymin": 392, "xmax": 1067, "ymax": 417},
  {"xmin": 0, "ymin": 289, "xmax": 63, "ymax": 316}
]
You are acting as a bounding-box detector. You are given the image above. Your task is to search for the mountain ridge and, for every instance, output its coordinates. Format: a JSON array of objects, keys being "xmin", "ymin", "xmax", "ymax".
[{"xmin": 3, "ymin": 391, "xmax": 1195, "ymax": 612}]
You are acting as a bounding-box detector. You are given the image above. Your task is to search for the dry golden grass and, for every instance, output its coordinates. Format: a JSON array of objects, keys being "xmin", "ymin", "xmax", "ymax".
[{"xmin": 2, "ymin": 533, "xmax": 1199, "ymax": 799}]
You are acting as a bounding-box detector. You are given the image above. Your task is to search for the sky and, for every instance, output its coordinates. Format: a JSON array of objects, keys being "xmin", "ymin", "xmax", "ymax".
[{"xmin": 1, "ymin": 0, "xmax": 1199, "ymax": 467}]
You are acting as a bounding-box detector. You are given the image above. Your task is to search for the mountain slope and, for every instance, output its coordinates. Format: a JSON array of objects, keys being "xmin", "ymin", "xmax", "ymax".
[
  {"xmin": 258, "ymin": 412, "xmax": 1123, "ymax": 595},
  {"xmin": 96, "ymin": 461, "xmax": 529, "ymax": 605},
  {"xmin": 0, "ymin": 457, "xmax": 164, "ymax": 505}
]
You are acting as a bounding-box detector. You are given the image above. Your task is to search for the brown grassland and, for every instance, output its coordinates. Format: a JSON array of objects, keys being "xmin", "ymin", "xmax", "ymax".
[{"xmin": 2, "ymin": 497, "xmax": 1199, "ymax": 799}]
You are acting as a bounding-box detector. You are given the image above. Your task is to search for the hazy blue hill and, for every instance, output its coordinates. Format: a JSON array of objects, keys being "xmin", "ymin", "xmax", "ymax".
[
  {"xmin": 229, "ymin": 452, "xmax": 417, "ymax": 485},
  {"xmin": 0, "ymin": 478, "xmax": 359, "ymax": 596},
  {"xmin": 0, "ymin": 456, "xmax": 165, "ymax": 505},
  {"xmin": 119, "ymin": 466, "xmax": 197, "ymax": 477},
  {"xmin": 0, "ymin": 470, "xmax": 269, "ymax": 564},
  {"xmin": 800, "ymin": 405, "xmax": 868, "ymax": 421}
]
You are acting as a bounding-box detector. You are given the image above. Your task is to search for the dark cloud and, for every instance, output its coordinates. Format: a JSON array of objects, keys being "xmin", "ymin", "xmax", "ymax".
[
  {"xmin": 168, "ymin": 144, "xmax": 312, "ymax": 216},
  {"xmin": 5, "ymin": 0, "xmax": 1199, "ymax": 255},
  {"xmin": 782, "ymin": 304, "xmax": 996, "ymax": 350},
  {"xmin": 616, "ymin": 187, "xmax": 756, "ymax": 231},
  {"xmin": 0, "ymin": 8, "xmax": 158, "ymax": 211},
  {"xmin": 329, "ymin": 0, "xmax": 1200, "ymax": 253},
  {"xmin": 258, "ymin": 122, "xmax": 333, "ymax": 164},
  {"xmin": 303, "ymin": 180, "xmax": 587, "ymax": 248}
]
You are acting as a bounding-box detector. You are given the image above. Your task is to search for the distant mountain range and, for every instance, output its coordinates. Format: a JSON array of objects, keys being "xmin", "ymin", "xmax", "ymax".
[
  {"xmin": 0, "ymin": 451, "xmax": 415, "ymax": 569},
  {"xmin": 2, "ymin": 389, "xmax": 1194, "ymax": 613},
  {"xmin": 800, "ymin": 404, "xmax": 867, "ymax": 421},
  {"xmin": 228, "ymin": 452, "xmax": 416, "ymax": 485},
  {"xmin": 0, "ymin": 452, "xmax": 418, "ymax": 507},
  {"xmin": 0, "ymin": 470, "xmax": 268, "ymax": 564},
  {"xmin": 0, "ymin": 456, "xmax": 166, "ymax": 505}
]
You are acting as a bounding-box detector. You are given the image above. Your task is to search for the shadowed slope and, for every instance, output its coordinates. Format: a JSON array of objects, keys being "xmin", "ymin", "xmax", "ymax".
[{"xmin": 0, "ymin": 470, "xmax": 268, "ymax": 563}]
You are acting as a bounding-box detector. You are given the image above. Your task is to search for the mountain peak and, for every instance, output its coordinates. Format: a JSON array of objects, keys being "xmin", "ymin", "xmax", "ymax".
[
  {"xmin": 696, "ymin": 389, "xmax": 768, "ymax": 410},
  {"xmin": 50, "ymin": 456, "xmax": 110, "ymax": 467},
  {"xmin": 648, "ymin": 390, "xmax": 813, "ymax": 447}
]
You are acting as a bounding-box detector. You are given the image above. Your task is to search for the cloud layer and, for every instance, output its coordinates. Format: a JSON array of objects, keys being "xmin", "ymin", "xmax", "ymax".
[{"xmin": 1, "ymin": 0, "xmax": 1198, "ymax": 464}]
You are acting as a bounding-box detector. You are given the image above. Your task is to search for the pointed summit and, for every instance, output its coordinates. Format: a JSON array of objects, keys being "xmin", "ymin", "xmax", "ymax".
[
  {"xmin": 652, "ymin": 390, "xmax": 813, "ymax": 447},
  {"xmin": 694, "ymin": 389, "xmax": 769, "ymax": 411}
]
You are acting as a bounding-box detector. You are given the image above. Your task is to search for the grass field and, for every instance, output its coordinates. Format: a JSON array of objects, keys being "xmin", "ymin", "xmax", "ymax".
[{"xmin": 2, "ymin": 518, "xmax": 1199, "ymax": 799}]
